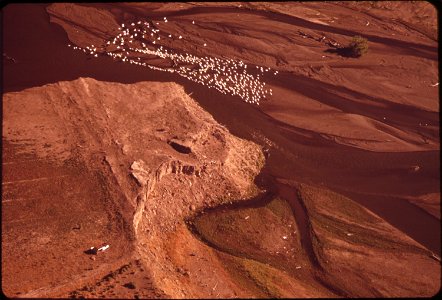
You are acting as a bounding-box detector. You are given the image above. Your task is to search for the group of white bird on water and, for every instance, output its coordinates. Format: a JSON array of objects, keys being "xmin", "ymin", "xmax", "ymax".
[{"xmin": 68, "ymin": 17, "xmax": 277, "ymax": 105}]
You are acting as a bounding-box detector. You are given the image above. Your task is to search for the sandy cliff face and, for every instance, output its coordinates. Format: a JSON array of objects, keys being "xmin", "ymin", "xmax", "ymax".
[{"xmin": 2, "ymin": 78, "xmax": 264, "ymax": 298}]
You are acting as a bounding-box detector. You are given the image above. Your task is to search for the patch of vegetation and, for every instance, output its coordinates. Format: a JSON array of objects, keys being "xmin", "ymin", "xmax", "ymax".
[
  {"xmin": 296, "ymin": 184, "xmax": 428, "ymax": 254},
  {"xmin": 265, "ymin": 197, "xmax": 292, "ymax": 220},
  {"xmin": 242, "ymin": 257, "xmax": 286, "ymax": 298},
  {"xmin": 346, "ymin": 35, "xmax": 369, "ymax": 57},
  {"xmin": 312, "ymin": 212, "xmax": 416, "ymax": 252},
  {"xmin": 309, "ymin": 226, "xmax": 327, "ymax": 267},
  {"xmin": 193, "ymin": 209, "xmax": 261, "ymax": 258},
  {"xmin": 326, "ymin": 35, "xmax": 369, "ymax": 58},
  {"xmin": 219, "ymin": 253, "xmax": 271, "ymax": 298},
  {"xmin": 297, "ymin": 184, "xmax": 379, "ymax": 225},
  {"xmin": 192, "ymin": 199, "xmax": 304, "ymax": 274}
]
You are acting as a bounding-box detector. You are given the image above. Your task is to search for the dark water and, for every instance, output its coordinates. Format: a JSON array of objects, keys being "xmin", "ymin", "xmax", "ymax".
[{"xmin": 2, "ymin": 4, "xmax": 440, "ymax": 255}]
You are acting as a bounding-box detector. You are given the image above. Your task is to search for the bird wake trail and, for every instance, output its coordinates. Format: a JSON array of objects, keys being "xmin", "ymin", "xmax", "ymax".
[{"xmin": 68, "ymin": 18, "xmax": 277, "ymax": 105}]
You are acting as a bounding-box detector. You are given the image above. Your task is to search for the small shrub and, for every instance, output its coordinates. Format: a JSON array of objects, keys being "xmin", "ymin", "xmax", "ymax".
[{"xmin": 347, "ymin": 35, "xmax": 369, "ymax": 57}]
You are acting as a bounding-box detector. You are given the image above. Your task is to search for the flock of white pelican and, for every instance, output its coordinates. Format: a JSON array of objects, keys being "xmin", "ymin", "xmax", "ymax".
[{"xmin": 68, "ymin": 17, "xmax": 276, "ymax": 105}]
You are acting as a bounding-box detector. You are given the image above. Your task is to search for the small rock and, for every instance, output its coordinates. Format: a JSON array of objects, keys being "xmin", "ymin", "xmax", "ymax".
[
  {"xmin": 90, "ymin": 256, "xmax": 96, "ymax": 261},
  {"xmin": 122, "ymin": 144, "xmax": 129, "ymax": 155},
  {"xmin": 190, "ymin": 205, "xmax": 196, "ymax": 211},
  {"xmin": 346, "ymin": 233, "xmax": 353, "ymax": 236},
  {"xmin": 282, "ymin": 236, "xmax": 288, "ymax": 240}
]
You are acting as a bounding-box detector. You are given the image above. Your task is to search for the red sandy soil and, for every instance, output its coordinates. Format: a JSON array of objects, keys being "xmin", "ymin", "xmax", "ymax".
[
  {"xmin": 2, "ymin": 2, "xmax": 440, "ymax": 298},
  {"xmin": 2, "ymin": 78, "xmax": 264, "ymax": 298}
]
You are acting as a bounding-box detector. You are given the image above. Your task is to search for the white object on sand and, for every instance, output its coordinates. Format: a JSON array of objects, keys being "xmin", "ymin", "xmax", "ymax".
[{"xmin": 98, "ymin": 244, "xmax": 110, "ymax": 252}]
